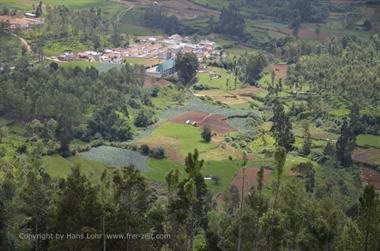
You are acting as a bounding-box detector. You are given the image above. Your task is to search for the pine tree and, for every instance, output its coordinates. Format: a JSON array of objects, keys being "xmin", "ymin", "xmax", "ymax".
[
  {"xmin": 171, "ymin": 149, "xmax": 209, "ymax": 251},
  {"xmin": 49, "ymin": 166, "xmax": 102, "ymax": 251},
  {"xmin": 108, "ymin": 167, "xmax": 154, "ymax": 250},
  {"xmin": 268, "ymin": 147, "xmax": 287, "ymax": 251},
  {"xmin": 35, "ymin": 1, "xmax": 43, "ymax": 17},
  {"xmin": 337, "ymin": 220, "xmax": 364, "ymax": 251},
  {"xmin": 224, "ymin": 185, "xmax": 240, "ymax": 216},
  {"xmin": 0, "ymin": 172, "xmax": 17, "ymax": 251},
  {"xmin": 270, "ymin": 100, "xmax": 295, "ymax": 152},
  {"xmin": 201, "ymin": 127, "xmax": 212, "ymax": 143},
  {"xmin": 166, "ymin": 169, "xmax": 185, "ymax": 250},
  {"xmin": 336, "ymin": 119, "xmax": 356, "ymax": 167},
  {"xmin": 301, "ymin": 121, "xmax": 312, "ymax": 155},
  {"xmin": 350, "ymin": 103, "xmax": 362, "ymax": 135},
  {"xmin": 256, "ymin": 167, "xmax": 264, "ymax": 191},
  {"xmin": 19, "ymin": 165, "xmax": 49, "ymax": 251},
  {"xmin": 357, "ymin": 185, "xmax": 380, "ymax": 251},
  {"xmin": 237, "ymin": 152, "xmax": 248, "ymax": 251}
]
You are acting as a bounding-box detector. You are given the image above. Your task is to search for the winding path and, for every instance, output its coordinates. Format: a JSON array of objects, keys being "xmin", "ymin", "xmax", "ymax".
[{"xmin": 9, "ymin": 32, "xmax": 32, "ymax": 53}]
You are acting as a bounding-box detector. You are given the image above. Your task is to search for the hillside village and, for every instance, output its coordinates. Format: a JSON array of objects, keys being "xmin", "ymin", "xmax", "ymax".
[{"xmin": 57, "ymin": 34, "xmax": 220, "ymax": 78}]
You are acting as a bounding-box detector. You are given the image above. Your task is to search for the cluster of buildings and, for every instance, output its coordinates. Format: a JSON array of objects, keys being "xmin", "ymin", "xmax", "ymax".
[{"xmin": 57, "ymin": 34, "xmax": 220, "ymax": 78}]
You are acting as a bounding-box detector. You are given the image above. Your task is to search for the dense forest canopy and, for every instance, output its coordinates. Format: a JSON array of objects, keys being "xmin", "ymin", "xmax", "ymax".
[
  {"xmin": 245, "ymin": 0, "xmax": 329, "ymax": 24},
  {"xmin": 26, "ymin": 5, "xmax": 125, "ymax": 53},
  {"xmin": 0, "ymin": 61, "xmax": 154, "ymax": 155},
  {"xmin": 287, "ymin": 35, "xmax": 380, "ymax": 107}
]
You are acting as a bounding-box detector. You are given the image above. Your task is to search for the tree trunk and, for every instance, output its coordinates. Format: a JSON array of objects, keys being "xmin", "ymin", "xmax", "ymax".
[
  {"xmin": 102, "ymin": 216, "xmax": 106, "ymax": 251},
  {"xmin": 237, "ymin": 168, "xmax": 246, "ymax": 251}
]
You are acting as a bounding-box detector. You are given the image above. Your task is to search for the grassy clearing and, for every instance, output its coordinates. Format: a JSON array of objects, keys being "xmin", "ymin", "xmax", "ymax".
[
  {"xmin": 192, "ymin": 0, "xmax": 229, "ymax": 10},
  {"xmin": 147, "ymin": 158, "xmax": 241, "ymax": 195},
  {"xmin": 119, "ymin": 7, "xmax": 164, "ymax": 35},
  {"xmin": 59, "ymin": 61, "xmax": 100, "ymax": 69},
  {"xmin": 151, "ymin": 86, "xmax": 182, "ymax": 110},
  {"xmin": 43, "ymin": 155, "xmax": 73, "ymax": 178},
  {"xmin": 329, "ymin": 108, "xmax": 350, "ymax": 117},
  {"xmin": 0, "ymin": 0, "xmax": 32, "ymax": 9},
  {"xmin": 251, "ymin": 134, "xmax": 276, "ymax": 153},
  {"xmin": 58, "ymin": 61, "xmax": 123, "ymax": 73},
  {"xmin": 119, "ymin": 22, "xmax": 163, "ymax": 36},
  {"xmin": 357, "ymin": 134, "xmax": 380, "ymax": 149},
  {"xmin": 144, "ymin": 122, "xmax": 217, "ymax": 157},
  {"xmin": 197, "ymin": 67, "xmax": 241, "ymax": 90},
  {"xmin": 293, "ymin": 125, "xmax": 339, "ymax": 141},
  {"xmin": 123, "ymin": 57, "xmax": 147, "ymax": 65},
  {"xmin": 43, "ymin": 39, "xmax": 87, "ymax": 56},
  {"xmin": 146, "ymin": 158, "xmax": 185, "ymax": 182},
  {"xmin": 362, "ymin": 107, "xmax": 380, "ymax": 117},
  {"xmin": 224, "ymin": 46, "xmax": 259, "ymax": 56},
  {"xmin": 42, "ymin": 155, "xmax": 106, "ymax": 182}
]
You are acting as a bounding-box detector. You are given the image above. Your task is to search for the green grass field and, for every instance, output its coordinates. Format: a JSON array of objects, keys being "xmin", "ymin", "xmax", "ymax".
[
  {"xmin": 293, "ymin": 125, "xmax": 339, "ymax": 141},
  {"xmin": 196, "ymin": 67, "xmax": 241, "ymax": 90},
  {"xmin": 144, "ymin": 122, "xmax": 217, "ymax": 157},
  {"xmin": 192, "ymin": 0, "xmax": 229, "ymax": 10},
  {"xmin": 43, "ymin": 39, "xmax": 88, "ymax": 56},
  {"xmin": 147, "ymin": 158, "xmax": 241, "ymax": 195},
  {"xmin": 146, "ymin": 159, "xmax": 185, "ymax": 182},
  {"xmin": 123, "ymin": 57, "xmax": 147, "ymax": 65},
  {"xmin": 43, "ymin": 155, "xmax": 106, "ymax": 182},
  {"xmin": 59, "ymin": 61, "xmax": 100, "ymax": 69},
  {"xmin": 58, "ymin": 61, "xmax": 123, "ymax": 73},
  {"xmin": 357, "ymin": 134, "xmax": 380, "ymax": 149},
  {"xmin": 224, "ymin": 46, "xmax": 259, "ymax": 56},
  {"xmin": 329, "ymin": 108, "xmax": 350, "ymax": 117}
]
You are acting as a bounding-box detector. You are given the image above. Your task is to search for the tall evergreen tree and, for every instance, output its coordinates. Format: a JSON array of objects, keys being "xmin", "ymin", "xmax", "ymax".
[
  {"xmin": 268, "ymin": 147, "xmax": 287, "ymax": 251},
  {"xmin": 166, "ymin": 169, "xmax": 186, "ymax": 251},
  {"xmin": 270, "ymin": 99, "xmax": 295, "ymax": 151},
  {"xmin": 0, "ymin": 172, "xmax": 17, "ymax": 251},
  {"xmin": 336, "ymin": 119, "xmax": 356, "ymax": 167},
  {"xmin": 357, "ymin": 185, "xmax": 380, "ymax": 251},
  {"xmin": 19, "ymin": 164, "xmax": 49, "ymax": 251},
  {"xmin": 108, "ymin": 167, "xmax": 154, "ymax": 250},
  {"xmin": 49, "ymin": 166, "xmax": 102, "ymax": 251},
  {"xmin": 336, "ymin": 220, "xmax": 364, "ymax": 251},
  {"xmin": 169, "ymin": 149, "xmax": 209, "ymax": 251},
  {"xmin": 301, "ymin": 121, "xmax": 312, "ymax": 155}
]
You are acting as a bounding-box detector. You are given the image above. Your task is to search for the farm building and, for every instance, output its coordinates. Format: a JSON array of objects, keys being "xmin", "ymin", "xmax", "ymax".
[
  {"xmin": 147, "ymin": 58, "xmax": 176, "ymax": 78},
  {"xmin": 24, "ymin": 13, "xmax": 37, "ymax": 18},
  {"xmin": 157, "ymin": 58, "xmax": 175, "ymax": 77}
]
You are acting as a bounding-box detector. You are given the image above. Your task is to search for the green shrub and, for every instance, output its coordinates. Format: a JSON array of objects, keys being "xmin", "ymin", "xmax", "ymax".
[
  {"xmin": 149, "ymin": 147, "xmax": 165, "ymax": 159},
  {"xmin": 140, "ymin": 144, "xmax": 150, "ymax": 155},
  {"xmin": 201, "ymin": 127, "xmax": 212, "ymax": 143}
]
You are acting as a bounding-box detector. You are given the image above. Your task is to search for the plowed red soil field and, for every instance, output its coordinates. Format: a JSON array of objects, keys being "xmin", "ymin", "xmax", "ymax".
[{"xmin": 170, "ymin": 111, "xmax": 236, "ymax": 134}]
